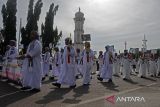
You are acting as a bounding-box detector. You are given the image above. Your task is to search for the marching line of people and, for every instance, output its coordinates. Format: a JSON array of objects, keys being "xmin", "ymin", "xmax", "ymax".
[{"xmin": 1, "ymin": 30, "xmax": 160, "ymax": 93}]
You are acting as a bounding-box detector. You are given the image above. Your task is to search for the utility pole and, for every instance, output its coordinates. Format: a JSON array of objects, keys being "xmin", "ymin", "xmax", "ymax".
[{"xmin": 18, "ymin": 18, "xmax": 22, "ymax": 52}]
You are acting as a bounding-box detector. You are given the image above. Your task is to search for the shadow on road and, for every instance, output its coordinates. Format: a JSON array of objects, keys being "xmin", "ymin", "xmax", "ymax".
[
  {"xmin": 36, "ymin": 87, "xmax": 72, "ymax": 105},
  {"xmin": 101, "ymin": 82, "xmax": 119, "ymax": 92},
  {"xmin": 62, "ymin": 85, "xmax": 90, "ymax": 104},
  {"xmin": 142, "ymin": 77, "xmax": 157, "ymax": 82},
  {"xmin": 123, "ymin": 79, "xmax": 138, "ymax": 84},
  {"xmin": 0, "ymin": 81, "xmax": 33, "ymax": 107}
]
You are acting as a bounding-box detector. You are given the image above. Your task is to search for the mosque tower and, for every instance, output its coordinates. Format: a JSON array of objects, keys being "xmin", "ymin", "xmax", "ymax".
[
  {"xmin": 142, "ymin": 34, "xmax": 147, "ymax": 52},
  {"xmin": 74, "ymin": 7, "xmax": 85, "ymax": 51}
]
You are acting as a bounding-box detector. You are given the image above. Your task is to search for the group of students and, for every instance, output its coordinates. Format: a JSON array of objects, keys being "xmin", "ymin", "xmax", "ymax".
[
  {"xmin": 1, "ymin": 31, "xmax": 160, "ymax": 92},
  {"xmin": 99, "ymin": 50, "xmax": 160, "ymax": 81}
]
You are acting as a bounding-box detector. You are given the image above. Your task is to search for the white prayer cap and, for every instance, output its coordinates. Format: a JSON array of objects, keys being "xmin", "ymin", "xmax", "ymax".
[
  {"xmin": 10, "ymin": 40, "xmax": 16, "ymax": 46},
  {"xmin": 10, "ymin": 40, "xmax": 16, "ymax": 43}
]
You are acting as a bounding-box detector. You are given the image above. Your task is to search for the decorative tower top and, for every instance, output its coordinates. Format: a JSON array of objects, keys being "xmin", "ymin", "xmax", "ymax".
[
  {"xmin": 75, "ymin": 7, "xmax": 84, "ymax": 18},
  {"xmin": 142, "ymin": 34, "xmax": 147, "ymax": 52}
]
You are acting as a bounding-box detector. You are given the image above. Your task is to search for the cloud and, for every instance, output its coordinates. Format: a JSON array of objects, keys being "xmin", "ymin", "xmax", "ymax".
[{"xmin": 0, "ymin": 0, "xmax": 160, "ymax": 52}]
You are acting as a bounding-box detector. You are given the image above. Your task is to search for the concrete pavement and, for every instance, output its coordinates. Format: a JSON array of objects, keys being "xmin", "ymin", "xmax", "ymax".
[{"xmin": 0, "ymin": 74, "xmax": 160, "ymax": 107}]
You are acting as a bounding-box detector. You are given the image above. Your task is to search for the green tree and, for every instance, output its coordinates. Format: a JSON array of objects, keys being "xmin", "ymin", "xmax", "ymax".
[
  {"xmin": 21, "ymin": 0, "xmax": 43, "ymax": 53},
  {"xmin": 42, "ymin": 3, "xmax": 62, "ymax": 50},
  {"xmin": 1, "ymin": 5, "xmax": 7, "ymax": 28},
  {"xmin": 1, "ymin": 0, "xmax": 17, "ymax": 54}
]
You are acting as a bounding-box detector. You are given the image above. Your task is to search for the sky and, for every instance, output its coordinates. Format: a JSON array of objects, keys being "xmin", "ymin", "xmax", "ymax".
[{"xmin": 0, "ymin": 0, "xmax": 160, "ymax": 52}]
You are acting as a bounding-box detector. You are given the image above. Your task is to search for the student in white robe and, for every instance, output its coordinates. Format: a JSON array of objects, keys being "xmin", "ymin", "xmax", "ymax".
[
  {"xmin": 113, "ymin": 53, "xmax": 120, "ymax": 76},
  {"xmin": 81, "ymin": 42, "xmax": 94, "ymax": 85},
  {"xmin": 91, "ymin": 53, "xmax": 97, "ymax": 75},
  {"xmin": 149, "ymin": 54, "xmax": 157, "ymax": 77},
  {"xmin": 119, "ymin": 55, "xmax": 123, "ymax": 75},
  {"xmin": 131, "ymin": 56, "xmax": 137, "ymax": 74},
  {"xmin": 2, "ymin": 45, "xmax": 10, "ymax": 78},
  {"xmin": 136, "ymin": 58, "xmax": 140, "ymax": 74},
  {"xmin": 138, "ymin": 55, "xmax": 147, "ymax": 78},
  {"xmin": 51, "ymin": 47, "xmax": 61, "ymax": 79},
  {"xmin": 121, "ymin": 51, "xmax": 131, "ymax": 80},
  {"xmin": 42, "ymin": 47, "xmax": 50, "ymax": 80},
  {"xmin": 52, "ymin": 37, "xmax": 76, "ymax": 88},
  {"xmin": 8, "ymin": 40, "xmax": 18, "ymax": 80},
  {"xmin": 157, "ymin": 55, "xmax": 160, "ymax": 76},
  {"xmin": 75, "ymin": 48, "xmax": 83, "ymax": 79},
  {"xmin": 20, "ymin": 31, "xmax": 42, "ymax": 92},
  {"xmin": 98, "ymin": 46, "xmax": 113, "ymax": 83},
  {"xmin": 97, "ymin": 51, "xmax": 103, "ymax": 77}
]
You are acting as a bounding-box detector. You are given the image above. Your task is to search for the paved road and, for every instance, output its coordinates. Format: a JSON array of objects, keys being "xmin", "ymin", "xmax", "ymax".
[{"xmin": 0, "ymin": 74, "xmax": 160, "ymax": 107}]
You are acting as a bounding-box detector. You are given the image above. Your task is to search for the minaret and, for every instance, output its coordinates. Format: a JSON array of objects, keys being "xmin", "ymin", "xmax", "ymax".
[
  {"xmin": 74, "ymin": 7, "xmax": 85, "ymax": 51},
  {"xmin": 142, "ymin": 34, "xmax": 147, "ymax": 52},
  {"xmin": 124, "ymin": 41, "xmax": 127, "ymax": 50}
]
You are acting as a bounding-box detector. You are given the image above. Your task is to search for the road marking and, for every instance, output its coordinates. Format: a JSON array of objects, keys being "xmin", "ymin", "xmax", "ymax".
[
  {"xmin": 67, "ymin": 82, "xmax": 157, "ymax": 107},
  {"xmin": 0, "ymin": 90, "xmax": 22, "ymax": 98}
]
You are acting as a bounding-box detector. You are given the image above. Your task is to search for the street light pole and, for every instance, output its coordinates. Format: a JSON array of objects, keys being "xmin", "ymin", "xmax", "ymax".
[{"xmin": 18, "ymin": 18, "xmax": 22, "ymax": 52}]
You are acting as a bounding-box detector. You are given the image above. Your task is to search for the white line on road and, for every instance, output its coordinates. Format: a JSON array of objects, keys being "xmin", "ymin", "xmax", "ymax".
[
  {"xmin": 67, "ymin": 82, "xmax": 157, "ymax": 107},
  {"xmin": 0, "ymin": 90, "xmax": 22, "ymax": 98}
]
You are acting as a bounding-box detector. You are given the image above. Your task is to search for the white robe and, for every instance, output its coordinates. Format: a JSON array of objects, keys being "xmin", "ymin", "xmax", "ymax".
[
  {"xmin": 75, "ymin": 52, "xmax": 83, "ymax": 76},
  {"xmin": 121, "ymin": 57, "xmax": 131, "ymax": 79},
  {"xmin": 119, "ymin": 58, "xmax": 123, "ymax": 74},
  {"xmin": 136, "ymin": 59, "xmax": 140, "ymax": 73},
  {"xmin": 57, "ymin": 46, "xmax": 76, "ymax": 86},
  {"xmin": 131, "ymin": 59, "xmax": 136, "ymax": 73},
  {"xmin": 138, "ymin": 59, "xmax": 147, "ymax": 77},
  {"xmin": 100, "ymin": 51, "xmax": 113, "ymax": 80},
  {"xmin": 113, "ymin": 57, "xmax": 120, "ymax": 75},
  {"xmin": 2, "ymin": 50, "xmax": 10, "ymax": 77},
  {"xmin": 8, "ymin": 46, "xmax": 18, "ymax": 80},
  {"xmin": 91, "ymin": 56, "xmax": 97, "ymax": 74},
  {"xmin": 157, "ymin": 58, "xmax": 160, "ymax": 76},
  {"xmin": 52, "ymin": 52, "xmax": 61, "ymax": 77},
  {"xmin": 81, "ymin": 49, "xmax": 94, "ymax": 84},
  {"xmin": 43, "ymin": 51, "xmax": 50, "ymax": 77},
  {"xmin": 98, "ymin": 55, "xmax": 103, "ymax": 75},
  {"xmin": 22, "ymin": 40, "xmax": 42, "ymax": 89},
  {"xmin": 149, "ymin": 60, "xmax": 157, "ymax": 76}
]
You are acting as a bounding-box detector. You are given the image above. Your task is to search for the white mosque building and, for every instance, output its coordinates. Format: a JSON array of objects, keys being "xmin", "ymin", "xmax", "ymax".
[{"xmin": 73, "ymin": 8, "xmax": 85, "ymax": 51}]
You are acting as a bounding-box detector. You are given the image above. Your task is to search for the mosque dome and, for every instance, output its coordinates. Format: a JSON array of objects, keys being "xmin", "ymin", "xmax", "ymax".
[{"xmin": 75, "ymin": 7, "xmax": 84, "ymax": 18}]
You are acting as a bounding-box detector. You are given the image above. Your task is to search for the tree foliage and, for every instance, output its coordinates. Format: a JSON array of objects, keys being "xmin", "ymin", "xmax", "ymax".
[
  {"xmin": 21, "ymin": 0, "xmax": 43, "ymax": 53},
  {"xmin": 1, "ymin": 0, "xmax": 17, "ymax": 54},
  {"xmin": 42, "ymin": 3, "xmax": 62, "ymax": 50}
]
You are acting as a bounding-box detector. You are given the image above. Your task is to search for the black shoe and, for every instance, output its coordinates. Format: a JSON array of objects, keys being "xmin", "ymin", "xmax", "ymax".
[
  {"xmin": 42, "ymin": 77, "xmax": 45, "ymax": 81},
  {"xmin": 21, "ymin": 87, "xmax": 31, "ymax": 90},
  {"xmin": 140, "ymin": 76, "xmax": 145, "ymax": 78},
  {"xmin": 52, "ymin": 83, "xmax": 61, "ymax": 88},
  {"xmin": 29, "ymin": 88, "xmax": 40, "ymax": 93},
  {"xmin": 45, "ymin": 74, "xmax": 48, "ymax": 77},
  {"xmin": 70, "ymin": 85, "xmax": 76, "ymax": 88},
  {"xmin": 97, "ymin": 77, "xmax": 103, "ymax": 81},
  {"xmin": 49, "ymin": 76, "xmax": 54, "ymax": 80},
  {"xmin": 76, "ymin": 75, "xmax": 79, "ymax": 79},
  {"xmin": 123, "ymin": 78, "xmax": 127, "ymax": 80},
  {"xmin": 107, "ymin": 79, "xmax": 112, "ymax": 83},
  {"xmin": 150, "ymin": 75, "xmax": 154, "ymax": 77}
]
